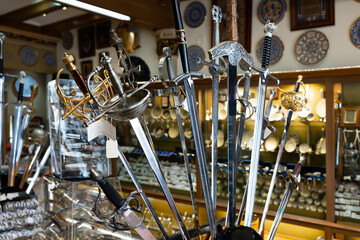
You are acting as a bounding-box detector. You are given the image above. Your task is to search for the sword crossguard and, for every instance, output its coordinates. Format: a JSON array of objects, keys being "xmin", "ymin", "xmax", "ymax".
[
  {"xmin": 173, "ymin": 72, "xmax": 205, "ymax": 85},
  {"xmin": 196, "ymin": 57, "xmax": 226, "ymax": 73}
]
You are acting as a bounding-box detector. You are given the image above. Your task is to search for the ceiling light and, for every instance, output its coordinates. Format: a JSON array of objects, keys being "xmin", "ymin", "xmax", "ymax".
[
  {"xmin": 54, "ymin": 0, "xmax": 130, "ymax": 21},
  {"xmin": 42, "ymin": 13, "xmax": 47, "ymax": 17},
  {"xmin": 62, "ymin": 6, "xmax": 67, "ymax": 10}
]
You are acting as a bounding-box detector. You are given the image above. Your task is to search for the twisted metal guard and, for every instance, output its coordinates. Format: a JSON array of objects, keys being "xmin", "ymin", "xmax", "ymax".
[{"xmin": 93, "ymin": 186, "xmax": 145, "ymax": 231}]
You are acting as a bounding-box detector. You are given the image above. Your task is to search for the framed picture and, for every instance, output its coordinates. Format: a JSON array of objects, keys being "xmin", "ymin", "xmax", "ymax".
[
  {"xmin": 81, "ymin": 60, "xmax": 93, "ymax": 78},
  {"xmin": 341, "ymin": 107, "xmax": 359, "ymax": 127},
  {"xmin": 96, "ymin": 21, "xmax": 111, "ymax": 49},
  {"xmin": 78, "ymin": 26, "xmax": 95, "ymax": 58},
  {"xmin": 290, "ymin": 0, "xmax": 334, "ymax": 31},
  {"xmin": 211, "ymin": 0, "xmax": 252, "ymax": 52}
]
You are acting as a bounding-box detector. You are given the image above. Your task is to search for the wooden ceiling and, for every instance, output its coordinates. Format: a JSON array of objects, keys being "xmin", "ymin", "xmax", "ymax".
[{"xmin": 0, "ymin": 0, "xmax": 182, "ymax": 39}]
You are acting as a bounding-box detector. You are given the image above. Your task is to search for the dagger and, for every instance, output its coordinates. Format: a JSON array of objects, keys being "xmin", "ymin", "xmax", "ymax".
[{"xmin": 90, "ymin": 169, "xmax": 156, "ymax": 240}]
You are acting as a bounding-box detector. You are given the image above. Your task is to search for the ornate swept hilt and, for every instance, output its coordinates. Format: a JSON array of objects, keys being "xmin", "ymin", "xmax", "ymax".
[
  {"xmin": 56, "ymin": 53, "xmax": 114, "ymax": 122},
  {"xmin": 279, "ymin": 75, "xmax": 310, "ymax": 112}
]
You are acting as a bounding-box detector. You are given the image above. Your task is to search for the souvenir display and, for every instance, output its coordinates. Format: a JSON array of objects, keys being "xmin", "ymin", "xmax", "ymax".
[
  {"xmin": 258, "ymin": 0, "xmax": 286, "ymax": 24},
  {"xmin": 0, "ymin": 0, "xmax": 350, "ymax": 238},
  {"xmin": 350, "ymin": 17, "xmax": 360, "ymax": 48},
  {"xmin": 295, "ymin": 30, "xmax": 329, "ymax": 65}
]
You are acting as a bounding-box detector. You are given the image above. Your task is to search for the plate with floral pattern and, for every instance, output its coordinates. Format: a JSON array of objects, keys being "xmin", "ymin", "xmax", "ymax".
[
  {"xmin": 350, "ymin": 17, "xmax": 360, "ymax": 48},
  {"xmin": 256, "ymin": 35, "xmax": 284, "ymax": 65},
  {"xmin": 295, "ymin": 30, "xmax": 329, "ymax": 65}
]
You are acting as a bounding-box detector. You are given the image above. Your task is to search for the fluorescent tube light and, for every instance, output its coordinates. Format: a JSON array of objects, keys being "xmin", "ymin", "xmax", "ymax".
[{"xmin": 54, "ymin": 0, "xmax": 131, "ymax": 21}]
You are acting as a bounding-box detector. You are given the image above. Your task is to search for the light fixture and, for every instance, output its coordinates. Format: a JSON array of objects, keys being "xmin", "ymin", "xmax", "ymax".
[
  {"xmin": 54, "ymin": 0, "xmax": 130, "ymax": 21},
  {"xmin": 62, "ymin": 6, "xmax": 67, "ymax": 10},
  {"xmin": 42, "ymin": 13, "xmax": 47, "ymax": 17}
]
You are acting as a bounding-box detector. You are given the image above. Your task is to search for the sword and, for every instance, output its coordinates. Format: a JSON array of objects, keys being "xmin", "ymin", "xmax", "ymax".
[
  {"xmin": 0, "ymin": 33, "xmax": 6, "ymax": 175},
  {"xmin": 90, "ymin": 169, "xmax": 156, "ymax": 240},
  {"xmin": 171, "ymin": 0, "xmax": 216, "ymax": 237},
  {"xmin": 258, "ymin": 76, "xmax": 304, "ymax": 235},
  {"xmin": 267, "ymin": 159, "xmax": 303, "ymax": 240},
  {"xmin": 160, "ymin": 46, "xmax": 201, "ymax": 239},
  {"xmin": 210, "ymin": 5, "xmax": 222, "ymax": 218},
  {"xmin": 244, "ymin": 21, "xmax": 277, "ymax": 227},
  {"xmin": 8, "ymin": 71, "xmax": 26, "ymax": 186}
]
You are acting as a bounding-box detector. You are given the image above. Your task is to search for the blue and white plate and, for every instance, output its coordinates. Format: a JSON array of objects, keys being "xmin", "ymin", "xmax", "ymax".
[{"xmin": 350, "ymin": 17, "xmax": 360, "ymax": 48}]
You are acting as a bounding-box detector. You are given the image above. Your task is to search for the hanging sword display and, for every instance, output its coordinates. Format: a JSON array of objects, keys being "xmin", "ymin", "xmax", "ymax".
[
  {"xmin": 258, "ymin": 75, "xmax": 309, "ymax": 235},
  {"xmin": 170, "ymin": 0, "xmax": 216, "ymax": 238}
]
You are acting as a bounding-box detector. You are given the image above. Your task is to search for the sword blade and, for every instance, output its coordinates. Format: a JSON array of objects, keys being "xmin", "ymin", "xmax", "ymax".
[
  {"xmin": 258, "ymin": 109, "xmax": 293, "ymax": 235},
  {"xmin": 15, "ymin": 112, "xmax": 31, "ymax": 169},
  {"xmin": 130, "ymin": 118, "xmax": 191, "ymax": 240},
  {"xmin": 117, "ymin": 145, "xmax": 169, "ymax": 239},
  {"xmin": 122, "ymin": 208, "xmax": 156, "ymax": 240},
  {"xmin": 173, "ymin": 93, "xmax": 201, "ymax": 239},
  {"xmin": 244, "ymin": 72, "xmax": 269, "ymax": 227},
  {"xmin": 8, "ymin": 104, "xmax": 23, "ymax": 186},
  {"xmin": 267, "ymin": 182, "xmax": 295, "ymax": 240}
]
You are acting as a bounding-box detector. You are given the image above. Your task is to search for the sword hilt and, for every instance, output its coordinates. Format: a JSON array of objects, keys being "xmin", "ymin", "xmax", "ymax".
[
  {"xmin": 261, "ymin": 21, "xmax": 278, "ymax": 69},
  {"xmin": 63, "ymin": 53, "xmax": 90, "ymax": 96},
  {"xmin": 90, "ymin": 169, "xmax": 125, "ymax": 209},
  {"xmin": 17, "ymin": 71, "xmax": 26, "ymax": 103},
  {"xmin": 0, "ymin": 32, "xmax": 6, "ymax": 73}
]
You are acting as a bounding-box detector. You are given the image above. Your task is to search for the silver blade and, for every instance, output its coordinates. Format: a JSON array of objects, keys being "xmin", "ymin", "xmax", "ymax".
[
  {"xmin": 122, "ymin": 208, "xmax": 156, "ymax": 240},
  {"xmin": 172, "ymin": 93, "xmax": 201, "ymax": 239},
  {"xmin": 14, "ymin": 112, "xmax": 31, "ymax": 170},
  {"xmin": 116, "ymin": 146, "xmax": 168, "ymax": 239},
  {"xmin": 130, "ymin": 118, "xmax": 191, "ymax": 240},
  {"xmin": 8, "ymin": 104, "xmax": 23, "ymax": 186},
  {"xmin": 266, "ymin": 182, "xmax": 295, "ymax": 240}
]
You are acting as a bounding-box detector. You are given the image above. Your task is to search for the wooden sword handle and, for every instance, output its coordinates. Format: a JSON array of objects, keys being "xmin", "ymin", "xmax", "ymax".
[{"xmin": 227, "ymin": 0, "xmax": 238, "ymax": 42}]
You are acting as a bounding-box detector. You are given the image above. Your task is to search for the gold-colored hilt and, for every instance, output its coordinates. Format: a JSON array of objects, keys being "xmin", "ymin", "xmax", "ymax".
[{"xmin": 279, "ymin": 75, "xmax": 309, "ymax": 112}]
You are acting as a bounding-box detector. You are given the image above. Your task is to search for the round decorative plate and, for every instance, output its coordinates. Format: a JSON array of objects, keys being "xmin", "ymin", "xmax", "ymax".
[
  {"xmin": 187, "ymin": 45, "xmax": 205, "ymax": 71},
  {"xmin": 295, "ymin": 30, "xmax": 329, "ymax": 65},
  {"xmin": 350, "ymin": 17, "xmax": 360, "ymax": 48},
  {"xmin": 185, "ymin": 2, "xmax": 206, "ymax": 28},
  {"xmin": 258, "ymin": 0, "xmax": 286, "ymax": 24},
  {"xmin": 62, "ymin": 31, "xmax": 74, "ymax": 50},
  {"xmin": 14, "ymin": 74, "xmax": 38, "ymax": 98},
  {"xmin": 44, "ymin": 52, "xmax": 55, "ymax": 65},
  {"xmin": 19, "ymin": 46, "xmax": 38, "ymax": 66},
  {"xmin": 256, "ymin": 35, "xmax": 284, "ymax": 64}
]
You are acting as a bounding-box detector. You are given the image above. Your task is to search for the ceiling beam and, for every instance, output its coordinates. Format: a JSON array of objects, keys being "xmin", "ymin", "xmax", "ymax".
[{"xmin": 0, "ymin": 1, "xmax": 62, "ymax": 23}]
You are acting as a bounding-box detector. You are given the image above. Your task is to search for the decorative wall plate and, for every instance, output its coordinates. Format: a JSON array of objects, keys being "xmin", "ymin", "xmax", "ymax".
[
  {"xmin": 44, "ymin": 52, "xmax": 55, "ymax": 65},
  {"xmin": 295, "ymin": 30, "xmax": 329, "ymax": 65},
  {"xmin": 185, "ymin": 2, "xmax": 206, "ymax": 28},
  {"xmin": 19, "ymin": 46, "xmax": 38, "ymax": 66},
  {"xmin": 258, "ymin": 0, "xmax": 286, "ymax": 24},
  {"xmin": 256, "ymin": 35, "xmax": 284, "ymax": 64},
  {"xmin": 62, "ymin": 31, "xmax": 73, "ymax": 50},
  {"xmin": 350, "ymin": 17, "xmax": 360, "ymax": 48},
  {"xmin": 187, "ymin": 45, "xmax": 205, "ymax": 71}
]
